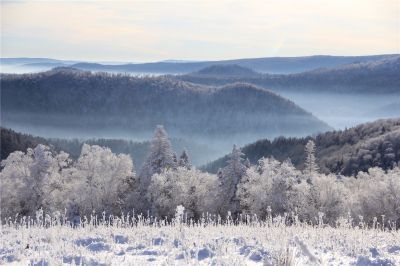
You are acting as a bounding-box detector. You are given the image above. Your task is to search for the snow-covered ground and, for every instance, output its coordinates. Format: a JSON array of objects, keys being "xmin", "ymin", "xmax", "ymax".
[{"xmin": 1, "ymin": 217, "xmax": 399, "ymax": 265}]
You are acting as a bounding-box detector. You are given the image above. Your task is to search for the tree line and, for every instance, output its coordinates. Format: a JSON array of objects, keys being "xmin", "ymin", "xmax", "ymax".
[
  {"xmin": 204, "ymin": 118, "xmax": 400, "ymax": 176},
  {"xmin": 1, "ymin": 125, "xmax": 399, "ymax": 227}
]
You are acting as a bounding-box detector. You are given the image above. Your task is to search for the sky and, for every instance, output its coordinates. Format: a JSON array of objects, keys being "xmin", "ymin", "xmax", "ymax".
[{"xmin": 1, "ymin": 0, "xmax": 399, "ymax": 62}]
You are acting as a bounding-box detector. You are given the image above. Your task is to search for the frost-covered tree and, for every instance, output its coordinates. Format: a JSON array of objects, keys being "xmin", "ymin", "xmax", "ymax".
[
  {"xmin": 2, "ymin": 139, "xmax": 400, "ymax": 225},
  {"xmin": 140, "ymin": 125, "xmax": 176, "ymax": 191},
  {"xmin": 68, "ymin": 144, "xmax": 136, "ymax": 216},
  {"xmin": 304, "ymin": 174, "xmax": 347, "ymax": 224},
  {"xmin": 244, "ymin": 158, "xmax": 251, "ymax": 168},
  {"xmin": 382, "ymin": 141, "xmax": 396, "ymax": 168},
  {"xmin": 0, "ymin": 145, "xmax": 70, "ymax": 217},
  {"xmin": 304, "ymin": 140, "xmax": 319, "ymax": 177},
  {"xmin": 178, "ymin": 150, "xmax": 191, "ymax": 169},
  {"xmin": 348, "ymin": 167, "xmax": 400, "ymax": 225},
  {"xmin": 218, "ymin": 145, "xmax": 247, "ymax": 216},
  {"xmin": 237, "ymin": 157, "xmax": 301, "ymax": 217},
  {"xmin": 148, "ymin": 167, "xmax": 219, "ymax": 218}
]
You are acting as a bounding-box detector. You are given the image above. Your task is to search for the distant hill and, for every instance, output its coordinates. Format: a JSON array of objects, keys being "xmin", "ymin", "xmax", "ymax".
[
  {"xmin": 0, "ymin": 58, "xmax": 67, "ymax": 65},
  {"xmin": 70, "ymin": 54, "xmax": 398, "ymax": 74},
  {"xmin": 0, "ymin": 58, "xmax": 82, "ymax": 74},
  {"xmin": 177, "ymin": 56, "xmax": 400, "ymax": 93},
  {"xmin": 203, "ymin": 118, "xmax": 400, "ymax": 176},
  {"xmin": 194, "ymin": 64, "xmax": 258, "ymax": 76},
  {"xmin": 2, "ymin": 54, "xmax": 397, "ymax": 74},
  {"xmin": 0, "ymin": 58, "xmax": 80, "ymax": 66},
  {"xmin": 1, "ymin": 68, "xmax": 330, "ymax": 146}
]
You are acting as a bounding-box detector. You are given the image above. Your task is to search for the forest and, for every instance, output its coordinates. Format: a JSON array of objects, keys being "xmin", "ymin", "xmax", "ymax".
[
  {"xmin": 1, "ymin": 68, "xmax": 329, "ymax": 148},
  {"xmin": 177, "ymin": 56, "xmax": 400, "ymax": 93},
  {"xmin": 205, "ymin": 118, "xmax": 400, "ymax": 176},
  {"xmin": 3, "ymin": 118, "xmax": 399, "ymax": 176},
  {"xmin": 1, "ymin": 125, "xmax": 399, "ymax": 229},
  {"xmin": 0, "ymin": 127, "xmax": 214, "ymax": 167}
]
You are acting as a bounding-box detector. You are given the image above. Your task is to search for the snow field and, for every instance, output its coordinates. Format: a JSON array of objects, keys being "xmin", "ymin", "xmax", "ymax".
[{"xmin": 1, "ymin": 217, "xmax": 399, "ymax": 265}]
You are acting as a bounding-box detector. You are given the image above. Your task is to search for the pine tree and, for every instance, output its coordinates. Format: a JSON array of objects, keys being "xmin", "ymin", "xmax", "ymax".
[
  {"xmin": 172, "ymin": 153, "xmax": 178, "ymax": 166},
  {"xmin": 304, "ymin": 140, "xmax": 319, "ymax": 177},
  {"xmin": 140, "ymin": 125, "xmax": 176, "ymax": 197},
  {"xmin": 178, "ymin": 150, "xmax": 191, "ymax": 169},
  {"xmin": 244, "ymin": 158, "xmax": 251, "ymax": 168},
  {"xmin": 219, "ymin": 145, "xmax": 247, "ymax": 216}
]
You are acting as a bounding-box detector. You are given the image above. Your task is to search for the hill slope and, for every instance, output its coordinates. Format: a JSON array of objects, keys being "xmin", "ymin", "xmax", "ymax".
[
  {"xmin": 69, "ymin": 54, "xmax": 398, "ymax": 74},
  {"xmin": 1, "ymin": 68, "xmax": 330, "ymax": 145},
  {"xmin": 203, "ymin": 118, "xmax": 400, "ymax": 176},
  {"xmin": 178, "ymin": 56, "xmax": 400, "ymax": 93},
  {"xmin": 3, "ymin": 54, "xmax": 395, "ymax": 74},
  {"xmin": 193, "ymin": 64, "xmax": 258, "ymax": 76}
]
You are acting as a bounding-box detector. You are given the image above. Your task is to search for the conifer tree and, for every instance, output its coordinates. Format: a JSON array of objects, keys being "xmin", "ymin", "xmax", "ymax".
[
  {"xmin": 140, "ymin": 125, "xmax": 175, "ymax": 192},
  {"xmin": 178, "ymin": 150, "xmax": 191, "ymax": 169},
  {"xmin": 304, "ymin": 140, "xmax": 319, "ymax": 178},
  {"xmin": 219, "ymin": 145, "xmax": 247, "ymax": 216}
]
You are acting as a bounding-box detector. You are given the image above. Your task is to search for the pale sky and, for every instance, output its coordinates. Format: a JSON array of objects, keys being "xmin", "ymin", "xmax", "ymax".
[{"xmin": 1, "ymin": 0, "xmax": 399, "ymax": 62}]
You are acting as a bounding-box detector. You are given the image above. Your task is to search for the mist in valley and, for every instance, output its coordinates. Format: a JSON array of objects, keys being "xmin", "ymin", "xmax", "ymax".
[
  {"xmin": 278, "ymin": 91, "xmax": 400, "ymax": 129},
  {"xmin": 1, "ymin": 63, "xmax": 399, "ymax": 167},
  {"xmin": 1, "ymin": 111, "xmax": 324, "ymax": 167}
]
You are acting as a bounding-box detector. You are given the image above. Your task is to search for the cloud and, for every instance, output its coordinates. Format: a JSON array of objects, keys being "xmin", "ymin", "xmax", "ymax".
[{"xmin": 1, "ymin": 0, "xmax": 399, "ymax": 61}]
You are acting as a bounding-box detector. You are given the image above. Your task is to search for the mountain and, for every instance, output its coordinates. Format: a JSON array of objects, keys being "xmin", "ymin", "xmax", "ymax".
[
  {"xmin": 70, "ymin": 54, "xmax": 398, "ymax": 74},
  {"xmin": 177, "ymin": 56, "xmax": 400, "ymax": 93},
  {"xmin": 1, "ymin": 67, "xmax": 330, "ymax": 148},
  {"xmin": 0, "ymin": 58, "xmax": 80, "ymax": 67},
  {"xmin": 3, "ymin": 54, "xmax": 395, "ymax": 74},
  {"xmin": 0, "ymin": 58, "xmax": 82, "ymax": 74},
  {"xmin": 203, "ymin": 118, "xmax": 400, "ymax": 176},
  {"xmin": 194, "ymin": 64, "xmax": 258, "ymax": 76},
  {"xmin": 0, "ymin": 58, "xmax": 69, "ymax": 65}
]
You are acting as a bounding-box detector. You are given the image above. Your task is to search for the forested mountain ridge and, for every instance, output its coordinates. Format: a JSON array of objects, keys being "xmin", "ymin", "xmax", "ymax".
[
  {"xmin": 177, "ymin": 56, "xmax": 400, "ymax": 93},
  {"xmin": 203, "ymin": 118, "xmax": 400, "ymax": 176},
  {"xmin": 68, "ymin": 54, "xmax": 398, "ymax": 74},
  {"xmin": 3, "ymin": 54, "xmax": 397, "ymax": 74},
  {"xmin": 194, "ymin": 64, "xmax": 259, "ymax": 76},
  {"xmin": 1, "ymin": 68, "xmax": 330, "ymax": 142}
]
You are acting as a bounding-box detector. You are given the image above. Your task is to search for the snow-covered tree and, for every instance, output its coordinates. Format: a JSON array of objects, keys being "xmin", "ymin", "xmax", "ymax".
[
  {"xmin": 147, "ymin": 167, "xmax": 219, "ymax": 218},
  {"xmin": 2, "ymin": 140, "xmax": 400, "ymax": 225},
  {"xmin": 244, "ymin": 158, "xmax": 251, "ymax": 168},
  {"xmin": 0, "ymin": 145, "xmax": 70, "ymax": 217},
  {"xmin": 68, "ymin": 144, "xmax": 136, "ymax": 216},
  {"xmin": 347, "ymin": 166, "xmax": 400, "ymax": 225},
  {"xmin": 237, "ymin": 157, "xmax": 301, "ymax": 217},
  {"xmin": 140, "ymin": 125, "xmax": 176, "ymax": 192},
  {"xmin": 304, "ymin": 173, "xmax": 347, "ymax": 224},
  {"xmin": 304, "ymin": 140, "xmax": 319, "ymax": 177},
  {"xmin": 178, "ymin": 150, "xmax": 191, "ymax": 169},
  {"xmin": 218, "ymin": 145, "xmax": 247, "ymax": 216}
]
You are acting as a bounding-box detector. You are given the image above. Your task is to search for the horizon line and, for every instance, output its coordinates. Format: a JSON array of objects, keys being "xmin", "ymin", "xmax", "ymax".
[{"xmin": 1, "ymin": 53, "xmax": 399, "ymax": 65}]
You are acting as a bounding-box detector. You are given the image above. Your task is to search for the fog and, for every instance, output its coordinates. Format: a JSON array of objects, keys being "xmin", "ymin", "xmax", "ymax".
[
  {"xmin": 1, "ymin": 111, "xmax": 323, "ymax": 167},
  {"xmin": 278, "ymin": 91, "xmax": 400, "ymax": 130},
  {"xmin": 0, "ymin": 65, "xmax": 51, "ymax": 74},
  {"xmin": 2, "ymin": 63, "xmax": 399, "ymax": 167}
]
